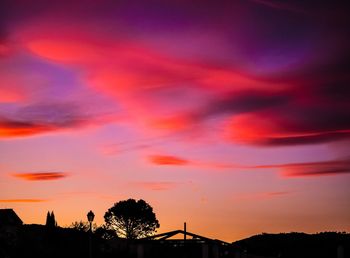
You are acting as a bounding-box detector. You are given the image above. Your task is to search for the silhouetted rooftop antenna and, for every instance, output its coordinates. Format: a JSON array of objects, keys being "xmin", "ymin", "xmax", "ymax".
[{"xmin": 184, "ymin": 222, "xmax": 187, "ymax": 241}]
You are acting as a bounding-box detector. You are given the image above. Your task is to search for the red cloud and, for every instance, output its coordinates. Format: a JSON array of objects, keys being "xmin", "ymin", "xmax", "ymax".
[
  {"xmin": 149, "ymin": 155, "xmax": 189, "ymax": 165},
  {"xmin": 12, "ymin": 172, "xmax": 68, "ymax": 181},
  {"xmin": 2, "ymin": 0, "xmax": 350, "ymax": 148},
  {"xmin": 147, "ymin": 153, "xmax": 350, "ymax": 178},
  {"xmin": 0, "ymin": 102, "xmax": 106, "ymax": 138},
  {"xmin": 150, "ymin": 115, "xmax": 193, "ymax": 132},
  {"xmin": 0, "ymin": 43, "xmax": 10, "ymax": 55},
  {"xmin": 0, "ymin": 88, "xmax": 23, "ymax": 103},
  {"xmin": 278, "ymin": 159, "xmax": 350, "ymax": 178},
  {"xmin": 28, "ymin": 39, "xmax": 100, "ymax": 63},
  {"xmin": 25, "ymin": 35, "xmax": 274, "ymax": 135},
  {"xmin": 0, "ymin": 199, "xmax": 47, "ymax": 203},
  {"xmin": 226, "ymin": 112, "xmax": 350, "ymax": 146},
  {"xmin": 0, "ymin": 119, "xmax": 54, "ymax": 138},
  {"xmin": 249, "ymin": 158, "xmax": 350, "ymax": 177},
  {"xmin": 131, "ymin": 181, "xmax": 179, "ymax": 191}
]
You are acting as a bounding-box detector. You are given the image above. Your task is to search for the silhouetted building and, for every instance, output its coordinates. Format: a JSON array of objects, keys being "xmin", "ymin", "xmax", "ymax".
[
  {"xmin": 0, "ymin": 209, "xmax": 23, "ymax": 255},
  {"xmin": 45, "ymin": 211, "xmax": 57, "ymax": 228},
  {"xmin": 105, "ymin": 224, "xmax": 231, "ymax": 258},
  {"xmin": 0, "ymin": 209, "xmax": 23, "ymax": 226},
  {"xmin": 0, "ymin": 209, "xmax": 23, "ymax": 233}
]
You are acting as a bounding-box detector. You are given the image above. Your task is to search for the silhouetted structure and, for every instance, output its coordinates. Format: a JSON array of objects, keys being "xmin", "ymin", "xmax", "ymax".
[
  {"xmin": 0, "ymin": 209, "xmax": 23, "ymax": 228},
  {"xmin": 0, "ymin": 208, "xmax": 23, "ymax": 239},
  {"xmin": 45, "ymin": 211, "xmax": 57, "ymax": 228},
  {"xmin": 102, "ymin": 223, "xmax": 231, "ymax": 258},
  {"xmin": 0, "ymin": 209, "xmax": 23, "ymax": 257},
  {"xmin": 138, "ymin": 226, "xmax": 230, "ymax": 258}
]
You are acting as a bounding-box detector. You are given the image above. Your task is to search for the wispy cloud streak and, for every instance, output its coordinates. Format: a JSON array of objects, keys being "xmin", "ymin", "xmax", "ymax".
[
  {"xmin": 130, "ymin": 181, "xmax": 179, "ymax": 191},
  {"xmin": 149, "ymin": 155, "xmax": 189, "ymax": 166},
  {"xmin": 233, "ymin": 191, "xmax": 292, "ymax": 202},
  {"xmin": 12, "ymin": 172, "xmax": 68, "ymax": 181},
  {"xmin": 0, "ymin": 102, "xmax": 104, "ymax": 138},
  {"xmin": 0, "ymin": 199, "xmax": 47, "ymax": 203},
  {"xmin": 244, "ymin": 158, "xmax": 350, "ymax": 177},
  {"xmin": 148, "ymin": 153, "xmax": 350, "ymax": 178}
]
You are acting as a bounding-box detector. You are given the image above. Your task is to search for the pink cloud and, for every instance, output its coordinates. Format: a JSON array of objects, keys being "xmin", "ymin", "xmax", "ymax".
[
  {"xmin": 265, "ymin": 191, "xmax": 291, "ymax": 196},
  {"xmin": 0, "ymin": 43, "xmax": 10, "ymax": 56},
  {"xmin": 131, "ymin": 181, "xmax": 179, "ymax": 191},
  {"xmin": 100, "ymin": 143, "xmax": 150, "ymax": 156},
  {"xmin": 233, "ymin": 191, "xmax": 292, "ymax": 201},
  {"xmin": 0, "ymin": 73, "xmax": 30, "ymax": 104},
  {"xmin": 0, "ymin": 199, "xmax": 47, "ymax": 203},
  {"xmin": 0, "ymin": 88, "xmax": 23, "ymax": 103}
]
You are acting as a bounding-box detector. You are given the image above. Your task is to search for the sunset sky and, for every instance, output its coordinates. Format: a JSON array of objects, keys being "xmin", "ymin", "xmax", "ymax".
[{"xmin": 1, "ymin": 0, "xmax": 350, "ymax": 242}]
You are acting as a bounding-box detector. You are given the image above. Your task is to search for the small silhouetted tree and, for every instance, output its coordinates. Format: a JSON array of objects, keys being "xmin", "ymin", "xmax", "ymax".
[
  {"xmin": 104, "ymin": 198, "xmax": 159, "ymax": 239},
  {"xmin": 70, "ymin": 221, "xmax": 89, "ymax": 232},
  {"xmin": 95, "ymin": 225, "xmax": 117, "ymax": 240},
  {"xmin": 70, "ymin": 221, "xmax": 97, "ymax": 232}
]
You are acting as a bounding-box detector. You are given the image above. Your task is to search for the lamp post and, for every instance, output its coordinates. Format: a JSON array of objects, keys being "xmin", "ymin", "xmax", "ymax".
[
  {"xmin": 87, "ymin": 210, "xmax": 95, "ymax": 258},
  {"xmin": 87, "ymin": 210, "xmax": 95, "ymax": 232}
]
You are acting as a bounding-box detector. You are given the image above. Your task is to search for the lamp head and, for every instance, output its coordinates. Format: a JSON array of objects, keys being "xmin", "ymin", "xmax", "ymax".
[{"xmin": 87, "ymin": 210, "xmax": 95, "ymax": 222}]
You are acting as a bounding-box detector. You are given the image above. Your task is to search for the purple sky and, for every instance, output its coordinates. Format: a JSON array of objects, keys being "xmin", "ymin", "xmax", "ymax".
[{"xmin": 1, "ymin": 0, "xmax": 350, "ymax": 241}]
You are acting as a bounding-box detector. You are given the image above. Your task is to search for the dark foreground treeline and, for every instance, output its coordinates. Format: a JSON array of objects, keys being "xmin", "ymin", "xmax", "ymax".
[
  {"xmin": 232, "ymin": 232, "xmax": 350, "ymax": 258},
  {"xmin": 0, "ymin": 224, "xmax": 229, "ymax": 258},
  {"xmin": 1, "ymin": 225, "xmax": 97, "ymax": 258},
  {"xmin": 1, "ymin": 225, "xmax": 349, "ymax": 258}
]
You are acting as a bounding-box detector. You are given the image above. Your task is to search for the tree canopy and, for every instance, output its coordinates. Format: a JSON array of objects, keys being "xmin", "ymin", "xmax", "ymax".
[{"xmin": 104, "ymin": 198, "xmax": 159, "ymax": 239}]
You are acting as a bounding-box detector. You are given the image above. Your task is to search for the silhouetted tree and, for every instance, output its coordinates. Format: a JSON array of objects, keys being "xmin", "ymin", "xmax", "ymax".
[
  {"xmin": 70, "ymin": 221, "xmax": 97, "ymax": 232},
  {"xmin": 104, "ymin": 198, "xmax": 159, "ymax": 239},
  {"xmin": 95, "ymin": 224, "xmax": 117, "ymax": 240}
]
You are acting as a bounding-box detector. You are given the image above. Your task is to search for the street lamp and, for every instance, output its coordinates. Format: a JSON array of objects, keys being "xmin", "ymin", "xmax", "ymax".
[
  {"xmin": 87, "ymin": 210, "xmax": 95, "ymax": 232},
  {"xmin": 87, "ymin": 210, "xmax": 95, "ymax": 258}
]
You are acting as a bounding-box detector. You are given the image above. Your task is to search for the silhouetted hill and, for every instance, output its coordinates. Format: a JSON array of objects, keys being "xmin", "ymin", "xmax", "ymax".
[{"xmin": 231, "ymin": 232, "xmax": 349, "ymax": 258}]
